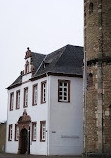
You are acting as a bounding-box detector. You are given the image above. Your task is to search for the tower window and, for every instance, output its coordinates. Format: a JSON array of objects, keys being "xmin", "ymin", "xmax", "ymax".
[
  {"xmin": 109, "ymin": 105, "xmax": 111, "ymax": 119},
  {"xmin": 89, "ymin": 2, "xmax": 93, "ymax": 14},
  {"xmin": 88, "ymin": 73, "xmax": 93, "ymax": 87}
]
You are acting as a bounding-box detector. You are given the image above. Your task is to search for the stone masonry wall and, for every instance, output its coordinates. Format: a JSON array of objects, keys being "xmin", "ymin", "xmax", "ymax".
[{"xmin": 84, "ymin": 0, "xmax": 111, "ymax": 155}]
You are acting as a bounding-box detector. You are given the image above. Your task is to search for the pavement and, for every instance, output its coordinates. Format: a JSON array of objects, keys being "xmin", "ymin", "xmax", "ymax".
[{"xmin": 0, "ymin": 153, "xmax": 82, "ymax": 158}]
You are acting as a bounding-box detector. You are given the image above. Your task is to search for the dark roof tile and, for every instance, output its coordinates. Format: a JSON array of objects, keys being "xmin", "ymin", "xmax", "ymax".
[{"xmin": 7, "ymin": 45, "xmax": 83, "ymax": 89}]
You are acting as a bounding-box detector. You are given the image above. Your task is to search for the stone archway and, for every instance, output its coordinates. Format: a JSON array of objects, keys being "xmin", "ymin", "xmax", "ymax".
[{"xmin": 17, "ymin": 110, "xmax": 31, "ymax": 154}]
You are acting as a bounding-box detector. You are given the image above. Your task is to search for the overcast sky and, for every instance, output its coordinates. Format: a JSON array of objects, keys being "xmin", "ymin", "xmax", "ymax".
[{"xmin": 0, "ymin": 0, "xmax": 83, "ymax": 122}]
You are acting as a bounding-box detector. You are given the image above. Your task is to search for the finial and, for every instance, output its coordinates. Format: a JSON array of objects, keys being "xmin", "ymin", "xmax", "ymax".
[
  {"xmin": 23, "ymin": 109, "xmax": 27, "ymax": 116},
  {"xmin": 27, "ymin": 47, "xmax": 30, "ymax": 51}
]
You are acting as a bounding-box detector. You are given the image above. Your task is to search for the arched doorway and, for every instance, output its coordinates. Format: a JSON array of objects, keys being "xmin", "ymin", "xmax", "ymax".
[
  {"xmin": 20, "ymin": 128, "xmax": 28, "ymax": 154},
  {"xmin": 17, "ymin": 110, "xmax": 31, "ymax": 154}
]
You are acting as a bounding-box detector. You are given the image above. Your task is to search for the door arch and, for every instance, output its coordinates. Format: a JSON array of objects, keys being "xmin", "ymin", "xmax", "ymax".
[{"xmin": 17, "ymin": 110, "xmax": 31, "ymax": 154}]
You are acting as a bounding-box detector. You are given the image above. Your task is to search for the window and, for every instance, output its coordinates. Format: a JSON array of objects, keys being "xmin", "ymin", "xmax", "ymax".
[
  {"xmin": 89, "ymin": 2, "xmax": 93, "ymax": 14},
  {"xmin": 24, "ymin": 87, "xmax": 28, "ymax": 107},
  {"xmin": 58, "ymin": 80, "xmax": 70, "ymax": 102},
  {"xmin": 25, "ymin": 60, "xmax": 29, "ymax": 74},
  {"xmin": 10, "ymin": 92, "xmax": 14, "ymax": 111},
  {"xmin": 41, "ymin": 81, "xmax": 47, "ymax": 103},
  {"xmin": 8, "ymin": 124, "xmax": 13, "ymax": 141},
  {"xmin": 32, "ymin": 122, "xmax": 37, "ymax": 141},
  {"xmin": 15, "ymin": 124, "xmax": 19, "ymax": 141},
  {"xmin": 40, "ymin": 121, "xmax": 46, "ymax": 142},
  {"xmin": 88, "ymin": 73, "xmax": 93, "ymax": 87},
  {"xmin": 16, "ymin": 90, "xmax": 20, "ymax": 109},
  {"xmin": 32, "ymin": 84, "xmax": 38, "ymax": 105},
  {"xmin": 109, "ymin": 105, "xmax": 111, "ymax": 119}
]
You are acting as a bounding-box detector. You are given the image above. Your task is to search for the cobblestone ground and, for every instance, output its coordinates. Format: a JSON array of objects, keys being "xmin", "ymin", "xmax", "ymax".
[{"xmin": 0, "ymin": 153, "xmax": 82, "ymax": 158}]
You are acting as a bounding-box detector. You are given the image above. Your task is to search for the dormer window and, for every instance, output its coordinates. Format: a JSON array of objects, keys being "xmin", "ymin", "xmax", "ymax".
[
  {"xmin": 25, "ymin": 60, "xmax": 29, "ymax": 74},
  {"xmin": 43, "ymin": 61, "xmax": 49, "ymax": 68}
]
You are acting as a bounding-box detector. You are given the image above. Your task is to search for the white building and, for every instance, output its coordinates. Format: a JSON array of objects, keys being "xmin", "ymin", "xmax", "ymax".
[{"xmin": 6, "ymin": 45, "xmax": 83, "ymax": 155}]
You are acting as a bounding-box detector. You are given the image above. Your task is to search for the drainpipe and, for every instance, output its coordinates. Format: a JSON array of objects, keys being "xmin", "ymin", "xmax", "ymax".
[
  {"xmin": 46, "ymin": 73, "xmax": 50, "ymax": 155},
  {"xmin": 27, "ymin": 126, "xmax": 30, "ymax": 154}
]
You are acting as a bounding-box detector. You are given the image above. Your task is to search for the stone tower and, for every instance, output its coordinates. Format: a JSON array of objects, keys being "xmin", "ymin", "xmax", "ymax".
[{"xmin": 84, "ymin": 0, "xmax": 111, "ymax": 156}]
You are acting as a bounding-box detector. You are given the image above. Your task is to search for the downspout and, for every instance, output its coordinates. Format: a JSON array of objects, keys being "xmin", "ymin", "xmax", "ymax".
[{"xmin": 46, "ymin": 73, "xmax": 50, "ymax": 155}]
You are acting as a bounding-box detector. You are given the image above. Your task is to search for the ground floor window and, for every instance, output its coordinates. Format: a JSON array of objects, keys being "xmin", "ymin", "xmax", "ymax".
[
  {"xmin": 40, "ymin": 121, "xmax": 46, "ymax": 142},
  {"xmin": 32, "ymin": 122, "xmax": 37, "ymax": 141},
  {"xmin": 8, "ymin": 124, "xmax": 13, "ymax": 141},
  {"xmin": 15, "ymin": 124, "xmax": 19, "ymax": 141}
]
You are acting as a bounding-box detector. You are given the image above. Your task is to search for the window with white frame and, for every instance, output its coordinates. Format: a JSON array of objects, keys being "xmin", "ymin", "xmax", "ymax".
[
  {"xmin": 8, "ymin": 124, "xmax": 13, "ymax": 141},
  {"xmin": 15, "ymin": 124, "xmax": 19, "ymax": 141},
  {"xmin": 24, "ymin": 87, "xmax": 28, "ymax": 107},
  {"xmin": 32, "ymin": 84, "xmax": 38, "ymax": 105},
  {"xmin": 16, "ymin": 90, "xmax": 20, "ymax": 109},
  {"xmin": 40, "ymin": 121, "xmax": 46, "ymax": 142},
  {"xmin": 58, "ymin": 80, "xmax": 70, "ymax": 102},
  {"xmin": 32, "ymin": 122, "xmax": 37, "ymax": 141},
  {"xmin": 10, "ymin": 92, "xmax": 14, "ymax": 111},
  {"xmin": 41, "ymin": 81, "xmax": 47, "ymax": 103},
  {"xmin": 25, "ymin": 60, "xmax": 29, "ymax": 74}
]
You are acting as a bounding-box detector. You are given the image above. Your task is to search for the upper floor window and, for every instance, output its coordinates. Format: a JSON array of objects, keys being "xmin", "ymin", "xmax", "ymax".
[
  {"xmin": 24, "ymin": 87, "xmax": 28, "ymax": 107},
  {"xmin": 41, "ymin": 81, "xmax": 47, "ymax": 104},
  {"xmin": 8, "ymin": 124, "xmax": 13, "ymax": 141},
  {"xmin": 25, "ymin": 60, "xmax": 29, "ymax": 74},
  {"xmin": 89, "ymin": 2, "xmax": 93, "ymax": 14},
  {"xmin": 10, "ymin": 92, "xmax": 14, "ymax": 111},
  {"xmin": 16, "ymin": 90, "xmax": 20, "ymax": 109},
  {"xmin": 32, "ymin": 122, "xmax": 37, "ymax": 141},
  {"xmin": 32, "ymin": 84, "xmax": 38, "ymax": 105},
  {"xmin": 58, "ymin": 80, "xmax": 70, "ymax": 102},
  {"xmin": 40, "ymin": 121, "xmax": 46, "ymax": 142},
  {"xmin": 15, "ymin": 124, "xmax": 19, "ymax": 141}
]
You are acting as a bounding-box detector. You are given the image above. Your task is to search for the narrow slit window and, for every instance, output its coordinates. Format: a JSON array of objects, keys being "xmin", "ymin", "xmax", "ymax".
[
  {"xmin": 89, "ymin": 2, "xmax": 93, "ymax": 14},
  {"xmin": 88, "ymin": 73, "xmax": 93, "ymax": 87}
]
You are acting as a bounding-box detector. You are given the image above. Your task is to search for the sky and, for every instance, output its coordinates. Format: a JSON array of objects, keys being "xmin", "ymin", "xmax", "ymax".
[{"xmin": 0, "ymin": 0, "xmax": 83, "ymax": 122}]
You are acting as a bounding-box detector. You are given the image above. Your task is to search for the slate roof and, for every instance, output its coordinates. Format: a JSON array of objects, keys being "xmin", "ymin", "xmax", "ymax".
[{"xmin": 7, "ymin": 44, "xmax": 83, "ymax": 89}]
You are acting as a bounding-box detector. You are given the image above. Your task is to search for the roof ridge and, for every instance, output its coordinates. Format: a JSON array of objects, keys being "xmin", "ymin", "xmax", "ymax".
[
  {"xmin": 33, "ymin": 55, "xmax": 47, "ymax": 77},
  {"xmin": 31, "ymin": 52, "xmax": 45, "ymax": 56},
  {"xmin": 49, "ymin": 45, "xmax": 67, "ymax": 71},
  {"xmin": 53, "ymin": 45, "xmax": 68, "ymax": 68}
]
